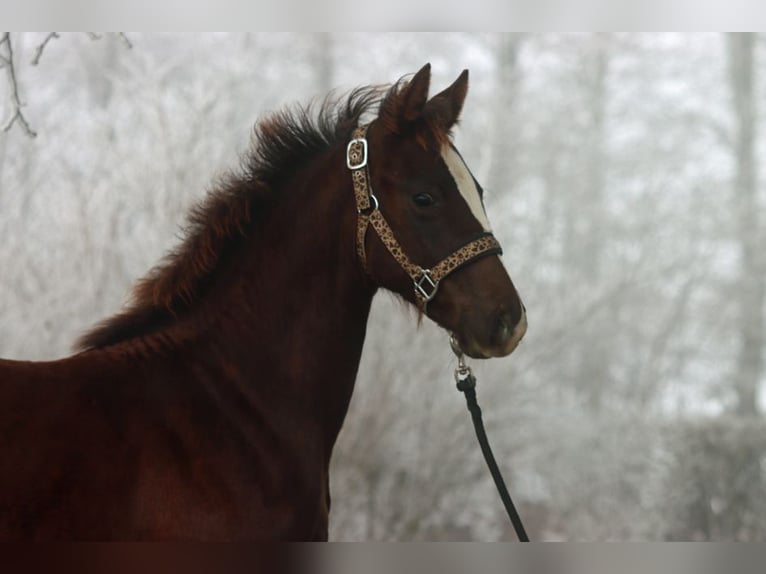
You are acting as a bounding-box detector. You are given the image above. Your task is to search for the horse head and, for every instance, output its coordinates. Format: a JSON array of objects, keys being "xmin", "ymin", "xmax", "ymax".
[{"xmin": 352, "ymin": 63, "xmax": 527, "ymax": 359}]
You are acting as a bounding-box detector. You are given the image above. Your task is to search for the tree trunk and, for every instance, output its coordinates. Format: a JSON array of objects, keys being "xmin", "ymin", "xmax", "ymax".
[
  {"xmin": 568, "ymin": 35, "xmax": 611, "ymax": 412},
  {"xmin": 728, "ymin": 33, "xmax": 763, "ymax": 417},
  {"xmin": 565, "ymin": 34, "xmax": 609, "ymax": 285},
  {"xmin": 582, "ymin": 39, "xmax": 608, "ymax": 282},
  {"xmin": 486, "ymin": 33, "xmax": 524, "ymax": 196},
  {"xmin": 83, "ymin": 34, "xmax": 119, "ymax": 109}
]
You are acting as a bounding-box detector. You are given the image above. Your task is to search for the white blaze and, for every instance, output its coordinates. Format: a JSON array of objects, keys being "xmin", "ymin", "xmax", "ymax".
[{"xmin": 442, "ymin": 145, "xmax": 492, "ymax": 232}]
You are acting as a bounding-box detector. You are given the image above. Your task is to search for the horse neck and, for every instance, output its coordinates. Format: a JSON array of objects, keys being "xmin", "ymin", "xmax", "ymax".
[{"xmin": 170, "ymin": 143, "xmax": 375, "ymax": 455}]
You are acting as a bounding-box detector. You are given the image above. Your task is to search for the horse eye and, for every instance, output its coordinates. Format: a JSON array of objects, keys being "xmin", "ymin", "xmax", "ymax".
[{"xmin": 412, "ymin": 193, "xmax": 435, "ymax": 207}]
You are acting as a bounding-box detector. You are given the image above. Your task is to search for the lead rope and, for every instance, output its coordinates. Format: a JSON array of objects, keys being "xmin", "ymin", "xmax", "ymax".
[{"xmin": 450, "ymin": 335, "xmax": 530, "ymax": 542}]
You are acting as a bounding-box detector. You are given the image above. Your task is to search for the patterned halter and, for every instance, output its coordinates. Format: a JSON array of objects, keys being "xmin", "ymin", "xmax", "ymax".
[{"xmin": 347, "ymin": 124, "xmax": 503, "ymax": 311}]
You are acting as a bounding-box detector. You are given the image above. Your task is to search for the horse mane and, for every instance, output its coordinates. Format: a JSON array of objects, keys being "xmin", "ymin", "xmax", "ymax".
[{"xmin": 77, "ymin": 74, "xmax": 451, "ymax": 351}]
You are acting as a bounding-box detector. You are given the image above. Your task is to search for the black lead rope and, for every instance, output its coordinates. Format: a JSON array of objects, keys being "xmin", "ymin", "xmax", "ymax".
[{"xmin": 451, "ymin": 336, "xmax": 530, "ymax": 542}]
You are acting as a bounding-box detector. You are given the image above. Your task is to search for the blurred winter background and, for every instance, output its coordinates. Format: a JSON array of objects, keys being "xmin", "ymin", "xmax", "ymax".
[{"xmin": 1, "ymin": 33, "xmax": 765, "ymax": 540}]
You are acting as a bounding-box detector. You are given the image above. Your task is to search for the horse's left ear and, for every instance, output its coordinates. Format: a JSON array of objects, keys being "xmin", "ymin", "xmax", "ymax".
[
  {"xmin": 401, "ymin": 63, "xmax": 432, "ymax": 122},
  {"xmin": 425, "ymin": 69, "xmax": 469, "ymax": 129}
]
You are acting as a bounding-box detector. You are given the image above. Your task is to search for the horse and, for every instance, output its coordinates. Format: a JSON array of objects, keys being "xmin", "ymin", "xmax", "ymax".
[{"xmin": 0, "ymin": 63, "xmax": 526, "ymax": 540}]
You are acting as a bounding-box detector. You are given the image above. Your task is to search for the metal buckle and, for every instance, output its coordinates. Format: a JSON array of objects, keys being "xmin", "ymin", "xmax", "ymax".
[
  {"xmin": 414, "ymin": 268, "xmax": 439, "ymax": 302},
  {"xmin": 346, "ymin": 138, "xmax": 368, "ymax": 170}
]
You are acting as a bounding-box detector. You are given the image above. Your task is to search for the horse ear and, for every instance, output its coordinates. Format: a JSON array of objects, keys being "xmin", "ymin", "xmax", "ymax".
[
  {"xmin": 425, "ymin": 69, "xmax": 469, "ymax": 129},
  {"xmin": 400, "ymin": 63, "xmax": 432, "ymax": 122}
]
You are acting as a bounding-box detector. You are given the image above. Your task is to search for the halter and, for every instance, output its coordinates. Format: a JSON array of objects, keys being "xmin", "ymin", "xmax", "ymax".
[{"xmin": 347, "ymin": 124, "xmax": 503, "ymax": 311}]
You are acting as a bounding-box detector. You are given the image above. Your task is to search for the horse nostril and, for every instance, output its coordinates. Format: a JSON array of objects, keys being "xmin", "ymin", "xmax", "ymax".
[
  {"xmin": 494, "ymin": 312, "xmax": 515, "ymax": 346},
  {"xmin": 492, "ymin": 302, "xmax": 526, "ymax": 349}
]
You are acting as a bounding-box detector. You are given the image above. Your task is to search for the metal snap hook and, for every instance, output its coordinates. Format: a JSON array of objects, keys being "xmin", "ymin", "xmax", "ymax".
[{"xmin": 450, "ymin": 333, "xmax": 472, "ymax": 383}]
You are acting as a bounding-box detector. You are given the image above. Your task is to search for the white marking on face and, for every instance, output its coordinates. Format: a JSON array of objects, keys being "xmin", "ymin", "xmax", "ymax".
[{"xmin": 441, "ymin": 145, "xmax": 492, "ymax": 232}]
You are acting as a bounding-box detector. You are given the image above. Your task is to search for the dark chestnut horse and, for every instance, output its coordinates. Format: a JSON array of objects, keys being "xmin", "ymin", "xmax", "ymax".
[{"xmin": 0, "ymin": 64, "xmax": 526, "ymax": 540}]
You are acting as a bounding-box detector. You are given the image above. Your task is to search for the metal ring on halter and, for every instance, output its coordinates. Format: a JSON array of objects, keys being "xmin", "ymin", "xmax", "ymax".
[
  {"xmin": 414, "ymin": 268, "xmax": 439, "ymax": 304},
  {"xmin": 356, "ymin": 192, "xmax": 378, "ymax": 215},
  {"xmin": 449, "ymin": 333, "xmax": 462, "ymax": 358}
]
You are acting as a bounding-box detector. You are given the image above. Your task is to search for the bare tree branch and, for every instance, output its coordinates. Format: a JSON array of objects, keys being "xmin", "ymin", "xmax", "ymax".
[
  {"xmin": 89, "ymin": 32, "xmax": 133, "ymax": 50},
  {"xmin": 2, "ymin": 32, "xmax": 133, "ymax": 138},
  {"xmin": 1, "ymin": 32, "xmax": 37, "ymax": 138},
  {"xmin": 118, "ymin": 33, "xmax": 133, "ymax": 50},
  {"xmin": 31, "ymin": 32, "xmax": 60, "ymax": 66}
]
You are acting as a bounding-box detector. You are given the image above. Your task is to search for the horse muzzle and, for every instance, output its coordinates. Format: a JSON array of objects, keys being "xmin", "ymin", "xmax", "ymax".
[{"xmin": 456, "ymin": 304, "xmax": 527, "ymax": 359}]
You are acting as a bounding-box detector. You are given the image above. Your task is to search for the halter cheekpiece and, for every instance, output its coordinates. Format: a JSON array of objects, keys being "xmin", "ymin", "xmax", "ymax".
[{"xmin": 347, "ymin": 124, "xmax": 503, "ymax": 311}]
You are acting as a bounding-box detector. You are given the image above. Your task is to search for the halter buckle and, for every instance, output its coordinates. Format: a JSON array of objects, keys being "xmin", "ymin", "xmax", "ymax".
[
  {"xmin": 414, "ymin": 268, "xmax": 439, "ymax": 303},
  {"xmin": 346, "ymin": 138, "xmax": 368, "ymax": 170}
]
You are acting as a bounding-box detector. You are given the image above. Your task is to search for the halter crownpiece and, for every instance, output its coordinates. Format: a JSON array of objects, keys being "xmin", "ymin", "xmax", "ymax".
[{"xmin": 347, "ymin": 124, "xmax": 503, "ymax": 311}]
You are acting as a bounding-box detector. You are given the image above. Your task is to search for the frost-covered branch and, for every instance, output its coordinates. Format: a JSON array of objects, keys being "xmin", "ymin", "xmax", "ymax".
[
  {"xmin": 87, "ymin": 32, "xmax": 132, "ymax": 49},
  {"xmin": 118, "ymin": 33, "xmax": 133, "ymax": 50},
  {"xmin": 31, "ymin": 32, "xmax": 60, "ymax": 66},
  {"xmin": 2, "ymin": 32, "xmax": 134, "ymax": 138},
  {"xmin": 1, "ymin": 32, "xmax": 37, "ymax": 138}
]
